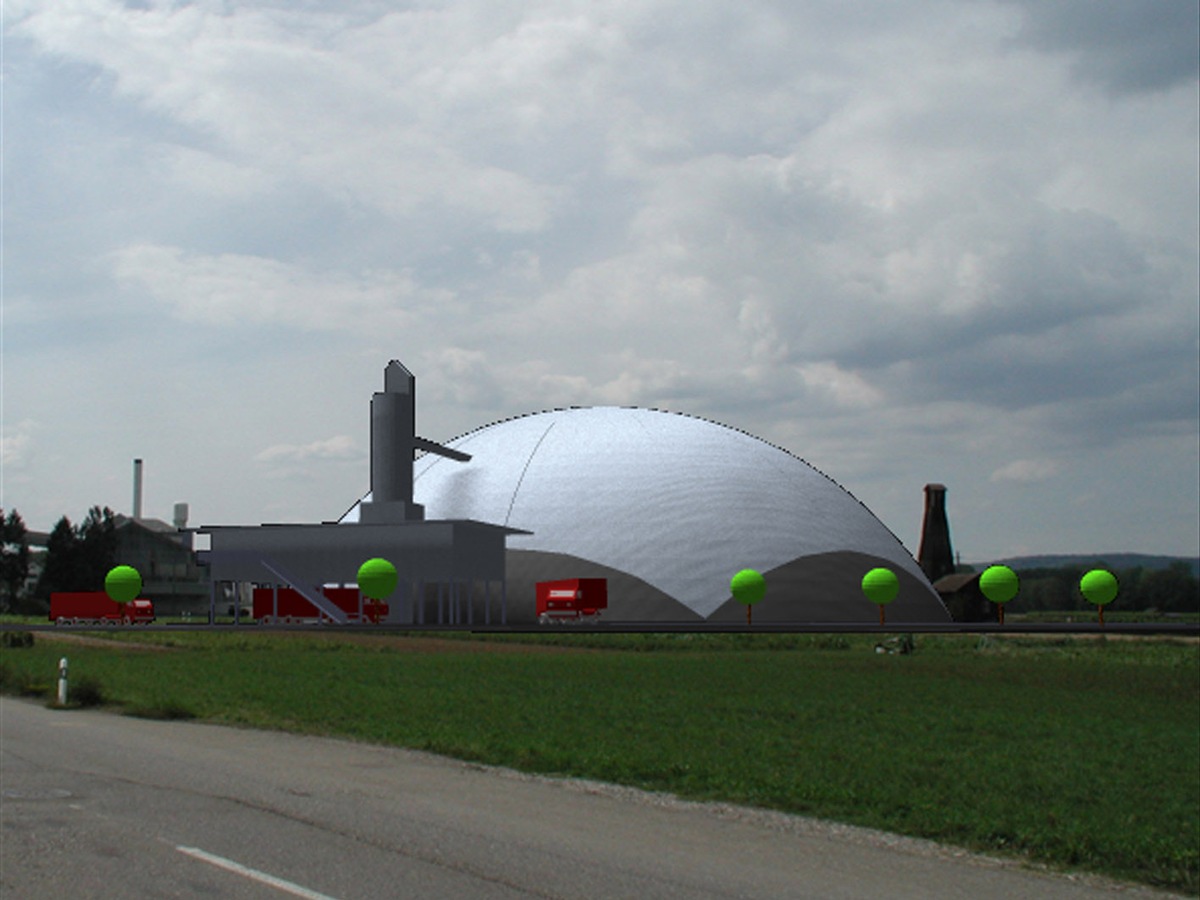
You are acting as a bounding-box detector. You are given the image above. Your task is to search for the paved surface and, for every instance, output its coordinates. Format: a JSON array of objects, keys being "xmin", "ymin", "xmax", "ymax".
[{"xmin": 0, "ymin": 697, "xmax": 1185, "ymax": 899}]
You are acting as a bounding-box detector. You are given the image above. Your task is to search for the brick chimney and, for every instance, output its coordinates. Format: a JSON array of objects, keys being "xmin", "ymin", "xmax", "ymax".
[{"xmin": 917, "ymin": 483, "xmax": 955, "ymax": 583}]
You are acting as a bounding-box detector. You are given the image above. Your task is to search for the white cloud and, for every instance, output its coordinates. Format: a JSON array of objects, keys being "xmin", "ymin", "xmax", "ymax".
[
  {"xmin": 152, "ymin": 144, "xmax": 274, "ymax": 200},
  {"xmin": 10, "ymin": 1, "xmax": 565, "ymax": 232},
  {"xmin": 255, "ymin": 435, "xmax": 362, "ymax": 465},
  {"xmin": 796, "ymin": 362, "xmax": 884, "ymax": 410},
  {"xmin": 110, "ymin": 243, "xmax": 452, "ymax": 333},
  {"xmin": 0, "ymin": 420, "xmax": 38, "ymax": 469},
  {"xmin": 990, "ymin": 459, "xmax": 1061, "ymax": 484}
]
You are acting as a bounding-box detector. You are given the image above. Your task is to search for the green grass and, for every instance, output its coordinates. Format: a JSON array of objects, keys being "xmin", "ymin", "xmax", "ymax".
[{"xmin": 0, "ymin": 629, "xmax": 1196, "ymax": 893}]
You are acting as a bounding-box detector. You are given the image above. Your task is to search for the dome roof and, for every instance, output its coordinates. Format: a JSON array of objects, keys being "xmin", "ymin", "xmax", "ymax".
[{"xmin": 341, "ymin": 406, "xmax": 947, "ymax": 622}]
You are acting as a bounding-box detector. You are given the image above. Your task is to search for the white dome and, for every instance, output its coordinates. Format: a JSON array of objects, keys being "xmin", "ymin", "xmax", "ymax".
[{"xmin": 342, "ymin": 407, "xmax": 947, "ymax": 622}]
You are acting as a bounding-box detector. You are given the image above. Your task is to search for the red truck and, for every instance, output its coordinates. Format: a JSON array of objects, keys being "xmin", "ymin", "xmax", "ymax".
[
  {"xmin": 536, "ymin": 579, "xmax": 607, "ymax": 623},
  {"xmin": 50, "ymin": 592, "xmax": 155, "ymax": 625},
  {"xmin": 252, "ymin": 586, "xmax": 389, "ymax": 624}
]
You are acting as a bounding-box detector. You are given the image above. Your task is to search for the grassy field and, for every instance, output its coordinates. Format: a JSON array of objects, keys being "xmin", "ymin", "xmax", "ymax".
[{"xmin": 1, "ymin": 627, "xmax": 1197, "ymax": 894}]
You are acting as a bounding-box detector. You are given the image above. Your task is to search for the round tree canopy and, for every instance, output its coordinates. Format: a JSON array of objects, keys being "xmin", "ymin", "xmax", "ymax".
[
  {"xmin": 105, "ymin": 565, "xmax": 142, "ymax": 604},
  {"xmin": 861, "ymin": 567, "xmax": 899, "ymax": 605},
  {"xmin": 730, "ymin": 569, "xmax": 766, "ymax": 605},
  {"xmin": 980, "ymin": 565, "xmax": 1019, "ymax": 605},
  {"xmin": 1080, "ymin": 569, "xmax": 1119, "ymax": 607},
  {"xmin": 358, "ymin": 557, "xmax": 398, "ymax": 600}
]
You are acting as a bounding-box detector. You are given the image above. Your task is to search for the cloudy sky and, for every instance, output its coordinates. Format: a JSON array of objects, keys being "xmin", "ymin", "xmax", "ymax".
[{"xmin": 2, "ymin": 0, "xmax": 1197, "ymax": 562}]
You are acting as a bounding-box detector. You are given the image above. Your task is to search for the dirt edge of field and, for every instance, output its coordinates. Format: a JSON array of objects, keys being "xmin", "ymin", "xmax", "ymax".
[{"xmin": 25, "ymin": 631, "xmax": 603, "ymax": 654}]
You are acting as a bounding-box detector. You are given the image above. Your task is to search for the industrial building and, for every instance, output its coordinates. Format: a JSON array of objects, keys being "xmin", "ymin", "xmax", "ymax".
[
  {"xmin": 28, "ymin": 365, "xmax": 959, "ymax": 624},
  {"xmin": 182, "ymin": 359, "xmax": 952, "ymax": 625},
  {"xmin": 190, "ymin": 361, "xmax": 528, "ymax": 624},
  {"xmin": 341, "ymin": 404, "xmax": 951, "ymax": 624},
  {"xmin": 112, "ymin": 513, "xmax": 209, "ymax": 615}
]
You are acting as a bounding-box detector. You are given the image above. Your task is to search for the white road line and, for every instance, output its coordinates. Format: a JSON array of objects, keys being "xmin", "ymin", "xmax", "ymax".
[{"xmin": 176, "ymin": 846, "xmax": 340, "ymax": 900}]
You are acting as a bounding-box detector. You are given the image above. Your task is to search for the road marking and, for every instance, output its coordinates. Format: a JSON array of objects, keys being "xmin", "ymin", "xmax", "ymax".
[{"xmin": 176, "ymin": 846, "xmax": 340, "ymax": 899}]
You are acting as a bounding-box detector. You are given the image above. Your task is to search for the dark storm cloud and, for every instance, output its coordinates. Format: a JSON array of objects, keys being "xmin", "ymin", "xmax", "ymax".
[{"xmin": 1006, "ymin": 0, "xmax": 1200, "ymax": 94}]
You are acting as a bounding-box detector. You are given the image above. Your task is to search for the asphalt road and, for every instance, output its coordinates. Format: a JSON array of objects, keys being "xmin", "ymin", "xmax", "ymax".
[{"xmin": 0, "ymin": 697, "xmax": 1185, "ymax": 899}]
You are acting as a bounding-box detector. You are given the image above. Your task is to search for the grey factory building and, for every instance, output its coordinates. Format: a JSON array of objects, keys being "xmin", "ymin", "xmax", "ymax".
[{"xmin": 190, "ymin": 361, "xmax": 528, "ymax": 625}]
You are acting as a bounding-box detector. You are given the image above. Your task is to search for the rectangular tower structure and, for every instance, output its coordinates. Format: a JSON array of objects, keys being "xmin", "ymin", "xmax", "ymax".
[{"xmin": 359, "ymin": 360, "xmax": 470, "ymax": 524}]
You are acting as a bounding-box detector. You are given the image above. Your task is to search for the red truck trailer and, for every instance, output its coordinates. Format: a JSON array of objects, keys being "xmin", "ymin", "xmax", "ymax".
[
  {"xmin": 536, "ymin": 578, "xmax": 607, "ymax": 623},
  {"xmin": 252, "ymin": 586, "xmax": 389, "ymax": 624},
  {"xmin": 49, "ymin": 592, "xmax": 155, "ymax": 625}
]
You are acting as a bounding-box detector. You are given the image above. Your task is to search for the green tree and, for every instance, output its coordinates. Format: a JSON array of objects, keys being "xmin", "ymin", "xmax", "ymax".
[
  {"xmin": 1008, "ymin": 572, "xmax": 1058, "ymax": 613},
  {"xmin": 1116, "ymin": 566, "xmax": 1147, "ymax": 608},
  {"xmin": 34, "ymin": 516, "xmax": 81, "ymax": 602},
  {"xmin": 76, "ymin": 506, "xmax": 118, "ymax": 588},
  {"xmin": 1019, "ymin": 577, "xmax": 1056, "ymax": 613},
  {"xmin": 1059, "ymin": 566, "xmax": 1088, "ymax": 611},
  {"xmin": 1141, "ymin": 562, "xmax": 1199, "ymax": 613},
  {"xmin": 0, "ymin": 508, "xmax": 31, "ymax": 612},
  {"xmin": 33, "ymin": 507, "xmax": 121, "ymax": 605}
]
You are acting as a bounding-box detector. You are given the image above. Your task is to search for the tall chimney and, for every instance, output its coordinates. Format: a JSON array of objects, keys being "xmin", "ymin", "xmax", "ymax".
[
  {"xmin": 917, "ymin": 483, "xmax": 954, "ymax": 584},
  {"xmin": 133, "ymin": 459, "xmax": 144, "ymax": 521}
]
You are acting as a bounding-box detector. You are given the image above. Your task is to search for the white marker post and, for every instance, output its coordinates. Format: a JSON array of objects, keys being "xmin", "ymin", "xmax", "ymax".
[{"xmin": 57, "ymin": 657, "xmax": 69, "ymax": 706}]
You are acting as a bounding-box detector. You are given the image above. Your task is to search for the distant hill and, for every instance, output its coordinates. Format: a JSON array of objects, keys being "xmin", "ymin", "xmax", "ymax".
[{"xmin": 967, "ymin": 553, "xmax": 1200, "ymax": 579}]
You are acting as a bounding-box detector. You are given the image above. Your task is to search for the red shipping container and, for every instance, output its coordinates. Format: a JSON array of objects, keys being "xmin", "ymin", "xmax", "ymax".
[
  {"xmin": 50, "ymin": 592, "xmax": 155, "ymax": 625},
  {"xmin": 536, "ymin": 579, "xmax": 607, "ymax": 623}
]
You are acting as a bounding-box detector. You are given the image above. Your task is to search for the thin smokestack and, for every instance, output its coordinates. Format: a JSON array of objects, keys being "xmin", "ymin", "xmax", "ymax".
[
  {"xmin": 917, "ymin": 483, "xmax": 954, "ymax": 583},
  {"xmin": 133, "ymin": 459, "xmax": 144, "ymax": 520}
]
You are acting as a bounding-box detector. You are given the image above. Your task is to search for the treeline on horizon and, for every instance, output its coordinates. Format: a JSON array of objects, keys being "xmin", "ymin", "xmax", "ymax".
[{"xmin": 956, "ymin": 561, "xmax": 1199, "ymax": 614}]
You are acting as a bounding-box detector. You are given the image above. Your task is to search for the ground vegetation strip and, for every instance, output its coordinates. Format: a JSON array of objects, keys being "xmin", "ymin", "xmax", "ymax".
[{"xmin": 1, "ymin": 630, "xmax": 1196, "ymax": 894}]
